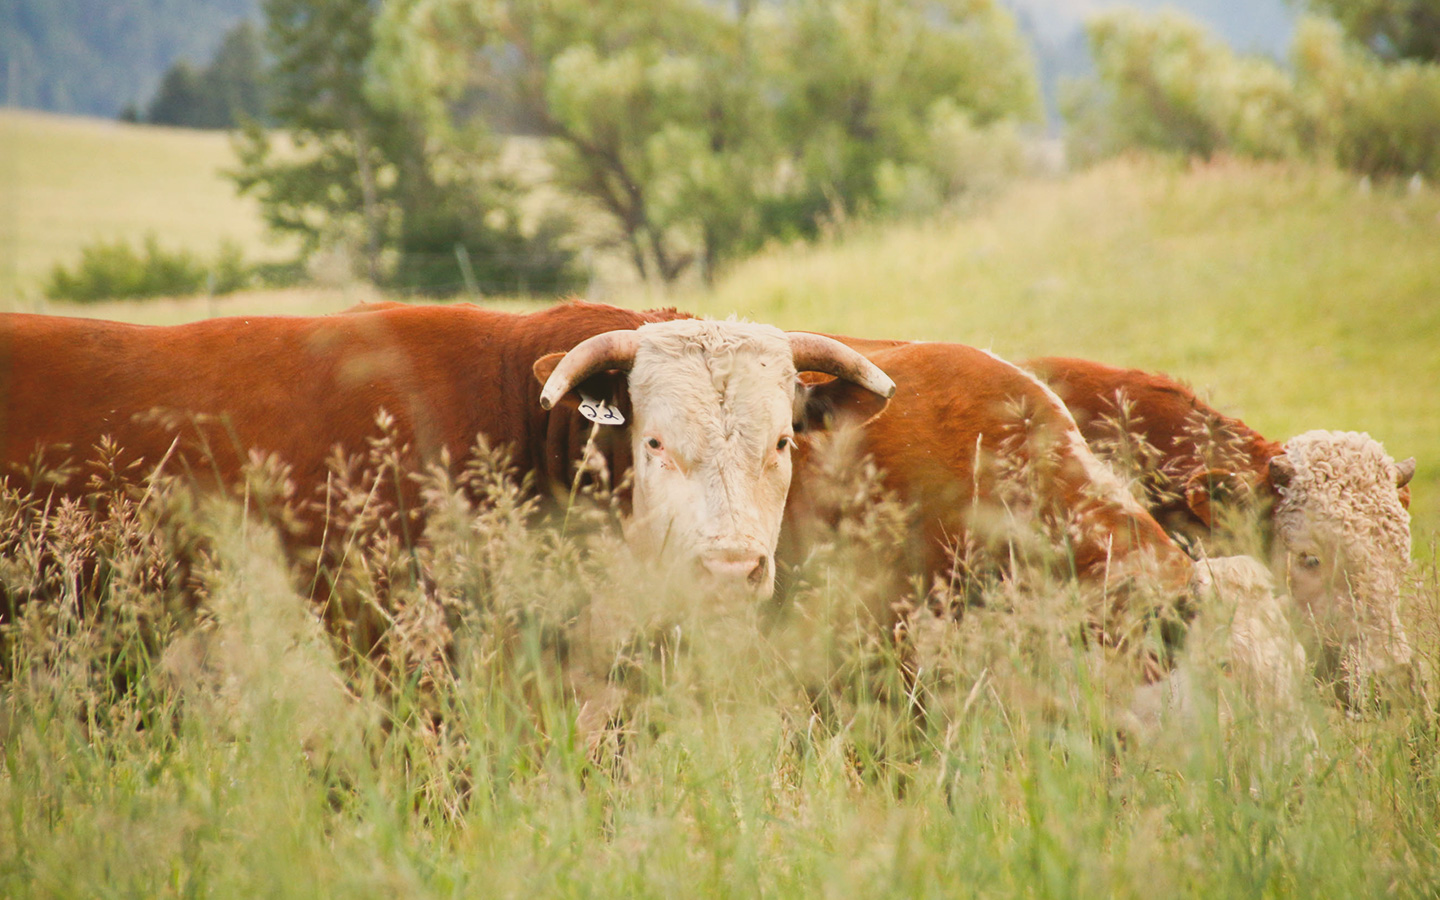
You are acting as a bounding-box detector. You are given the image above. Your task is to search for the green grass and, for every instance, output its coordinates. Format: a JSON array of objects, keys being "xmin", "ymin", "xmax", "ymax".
[
  {"xmin": 3, "ymin": 147, "xmax": 1440, "ymax": 897},
  {"xmin": 0, "ymin": 109, "xmax": 291, "ymax": 306}
]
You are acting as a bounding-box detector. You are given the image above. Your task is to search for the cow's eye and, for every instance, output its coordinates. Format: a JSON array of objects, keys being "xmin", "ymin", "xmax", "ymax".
[
  {"xmin": 646, "ymin": 437, "xmax": 663, "ymax": 452},
  {"xmin": 1298, "ymin": 553, "xmax": 1321, "ymax": 570},
  {"xmin": 776, "ymin": 436, "xmax": 792, "ymax": 453}
]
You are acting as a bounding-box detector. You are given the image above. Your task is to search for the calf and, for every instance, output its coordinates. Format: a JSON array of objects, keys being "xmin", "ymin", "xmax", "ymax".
[{"xmin": 1026, "ymin": 356, "xmax": 1416, "ymax": 694}]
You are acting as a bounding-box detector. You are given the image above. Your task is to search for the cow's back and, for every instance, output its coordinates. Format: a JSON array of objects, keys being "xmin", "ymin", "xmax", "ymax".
[
  {"xmin": 0, "ymin": 302, "xmax": 672, "ymax": 509},
  {"xmin": 787, "ymin": 342, "xmax": 1192, "ymax": 609},
  {"xmin": 1025, "ymin": 356, "xmax": 1283, "ymax": 541}
]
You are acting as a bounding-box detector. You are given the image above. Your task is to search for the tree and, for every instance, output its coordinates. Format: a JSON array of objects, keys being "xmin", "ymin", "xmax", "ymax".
[
  {"xmin": 147, "ymin": 62, "xmax": 210, "ymax": 127},
  {"xmin": 231, "ymin": 0, "xmax": 578, "ymax": 293},
  {"xmin": 146, "ymin": 22, "xmax": 267, "ymax": 128},
  {"xmin": 1061, "ymin": 9, "xmax": 1440, "ymax": 179},
  {"xmin": 372, "ymin": 0, "xmax": 1040, "ymax": 285},
  {"xmin": 1304, "ymin": 0, "xmax": 1440, "ymax": 63},
  {"xmin": 231, "ymin": 0, "xmax": 395, "ymax": 281},
  {"xmin": 1064, "ymin": 10, "xmax": 1303, "ymax": 162}
]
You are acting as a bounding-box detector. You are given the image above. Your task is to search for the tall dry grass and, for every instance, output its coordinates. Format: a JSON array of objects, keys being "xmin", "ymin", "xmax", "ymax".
[{"xmin": 2, "ymin": 409, "xmax": 1438, "ymax": 897}]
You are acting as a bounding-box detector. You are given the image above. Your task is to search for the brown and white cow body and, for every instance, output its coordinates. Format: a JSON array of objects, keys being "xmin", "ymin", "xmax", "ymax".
[
  {"xmin": 1026, "ymin": 356, "xmax": 1416, "ymax": 693},
  {"xmin": 0, "ymin": 301, "xmax": 894, "ymax": 601},
  {"xmin": 782, "ymin": 339, "xmax": 1196, "ymax": 659}
]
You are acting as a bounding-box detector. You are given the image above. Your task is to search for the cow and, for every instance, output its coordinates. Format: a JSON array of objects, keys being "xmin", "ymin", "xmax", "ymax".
[
  {"xmin": 781, "ymin": 339, "xmax": 1197, "ymax": 674},
  {"xmin": 1025, "ymin": 356, "xmax": 1417, "ymax": 699},
  {"xmin": 0, "ymin": 301, "xmax": 895, "ymax": 605}
]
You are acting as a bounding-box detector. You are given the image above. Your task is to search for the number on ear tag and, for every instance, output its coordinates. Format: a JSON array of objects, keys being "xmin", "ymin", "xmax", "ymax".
[{"xmin": 578, "ymin": 394, "xmax": 625, "ymax": 426}]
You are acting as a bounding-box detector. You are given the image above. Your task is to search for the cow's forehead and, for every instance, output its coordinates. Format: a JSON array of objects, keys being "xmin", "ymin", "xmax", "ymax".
[
  {"xmin": 628, "ymin": 320, "xmax": 797, "ymax": 424},
  {"xmin": 633, "ymin": 319, "xmax": 794, "ymax": 371}
]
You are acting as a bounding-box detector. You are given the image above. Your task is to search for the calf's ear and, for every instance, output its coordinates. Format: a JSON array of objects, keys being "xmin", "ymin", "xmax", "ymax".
[
  {"xmin": 793, "ymin": 374, "xmax": 891, "ymax": 432},
  {"xmin": 1396, "ymin": 457, "xmax": 1415, "ymax": 510}
]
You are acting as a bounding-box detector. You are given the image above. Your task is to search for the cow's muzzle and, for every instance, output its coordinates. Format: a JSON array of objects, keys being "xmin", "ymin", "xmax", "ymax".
[{"xmin": 697, "ymin": 547, "xmax": 772, "ymax": 597}]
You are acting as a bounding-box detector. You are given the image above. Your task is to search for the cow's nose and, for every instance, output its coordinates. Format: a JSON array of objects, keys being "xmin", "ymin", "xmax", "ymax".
[{"xmin": 698, "ymin": 550, "xmax": 770, "ymax": 592}]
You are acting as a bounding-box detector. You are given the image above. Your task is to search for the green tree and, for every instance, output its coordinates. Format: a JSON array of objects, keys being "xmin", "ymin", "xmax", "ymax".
[
  {"xmin": 1304, "ymin": 0, "xmax": 1440, "ymax": 63},
  {"xmin": 147, "ymin": 62, "xmax": 210, "ymax": 127},
  {"xmin": 1062, "ymin": 9, "xmax": 1440, "ymax": 179},
  {"xmin": 1292, "ymin": 17, "xmax": 1440, "ymax": 177},
  {"xmin": 373, "ymin": 0, "xmax": 1039, "ymax": 285},
  {"xmin": 1063, "ymin": 10, "xmax": 1303, "ymax": 163},
  {"xmin": 147, "ymin": 22, "xmax": 267, "ymax": 128},
  {"xmin": 232, "ymin": 0, "xmax": 575, "ymax": 293},
  {"xmin": 231, "ymin": 0, "xmax": 396, "ymax": 281}
]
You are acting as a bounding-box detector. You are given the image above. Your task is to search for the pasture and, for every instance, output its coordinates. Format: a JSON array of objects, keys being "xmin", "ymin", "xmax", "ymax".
[
  {"xmin": 0, "ymin": 110, "xmax": 289, "ymax": 305},
  {"xmin": 3, "ymin": 117, "xmax": 1440, "ymax": 897}
]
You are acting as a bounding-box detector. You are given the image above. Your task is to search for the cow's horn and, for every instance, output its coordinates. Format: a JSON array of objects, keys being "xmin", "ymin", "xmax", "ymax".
[
  {"xmin": 787, "ymin": 333, "xmax": 897, "ymax": 399},
  {"xmin": 1396, "ymin": 456, "xmax": 1416, "ymax": 488},
  {"xmin": 539, "ymin": 330, "xmax": 642, "ymax": 410}
]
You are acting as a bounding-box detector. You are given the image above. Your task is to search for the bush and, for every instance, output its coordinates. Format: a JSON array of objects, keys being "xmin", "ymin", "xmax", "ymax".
[
  {"xmin": 1065, "ymin": 10, "xmax": 1440, "ymax": 179},
  {"xmin": 44, "ymin": 235, "xmax": 255, "ymax": 302}
]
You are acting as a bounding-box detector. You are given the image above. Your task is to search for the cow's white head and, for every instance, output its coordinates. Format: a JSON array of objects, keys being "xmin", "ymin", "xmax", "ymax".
[
  {"xmin": 535, "ymin": 319, "xmax": 895, "ymax": 598},
  {"xmin": 1268, "ymin": 431, "xmax": 1416, "ymax": 699}
]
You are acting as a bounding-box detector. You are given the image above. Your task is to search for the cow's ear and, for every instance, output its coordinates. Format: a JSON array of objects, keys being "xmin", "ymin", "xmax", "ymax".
[
  {"xmin": 1183, "ymin": 467, "xmax": 1248, "ymax": 528},
  {"xmin": 794, "ymin": 373, "xmax": 891, "ymax": 432},
  {"xmin": 532, "ymin": 353, "xmax": 628, "ymax": 414},
  {"xmin": 534, "ymin": 352, "xmax": 564, "ymax": 389}
]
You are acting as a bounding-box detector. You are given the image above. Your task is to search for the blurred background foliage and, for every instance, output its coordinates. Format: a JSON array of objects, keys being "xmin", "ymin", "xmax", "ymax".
[{"xmin": 8, "ymin": 0, "xmax": 1440, "ymax": 300}]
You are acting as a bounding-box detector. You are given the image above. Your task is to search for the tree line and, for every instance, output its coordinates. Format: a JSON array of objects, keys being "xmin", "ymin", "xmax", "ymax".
[
  {"xmin": 1065, "ymin": 1, "xmax": 1440, "ymax": 180},
  {"xmin": 90, "ymin": 0, "xmax": 1440, "ymax": 301}
]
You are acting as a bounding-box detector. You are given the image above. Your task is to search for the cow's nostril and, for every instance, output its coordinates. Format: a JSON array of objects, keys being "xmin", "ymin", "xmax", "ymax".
[
  {"xmin": 699, "ymin": 551, "xmax": 769, "ymax": 591},
  {"xmin": 748, "ymin": 556, "xmax": 769, "ymax": 588}
]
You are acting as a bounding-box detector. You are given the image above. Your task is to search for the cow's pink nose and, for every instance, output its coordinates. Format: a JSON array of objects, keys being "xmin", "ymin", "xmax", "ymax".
[{"xmin": 699, "ymin": 551, "xmax": 770, "ymax": 590}]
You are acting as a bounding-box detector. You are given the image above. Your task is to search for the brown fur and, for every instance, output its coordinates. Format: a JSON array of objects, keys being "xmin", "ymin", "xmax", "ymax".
[
  {"xmin": 784, "ymin": 341, "xmax": 1195, "ymax": 642},
  {"xmin": 1024, "ymin": 356, "xmax": 1286, "ymax": 545},
  {"xmin": 0, "ymin": 301, "xmax": 687, "ymax": 543}
]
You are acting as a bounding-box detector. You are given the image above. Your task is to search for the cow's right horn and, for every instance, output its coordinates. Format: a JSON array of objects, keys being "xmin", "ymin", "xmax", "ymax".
[
  {"xmin": 539, "ymin": 330, "xmax": 642, "ymax": 410},
  {"xmin": 787, "ymin": 333, "xmax": 897, "ymax": 398}
]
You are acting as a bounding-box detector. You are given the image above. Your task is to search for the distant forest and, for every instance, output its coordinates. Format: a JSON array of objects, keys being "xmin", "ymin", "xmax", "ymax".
[{"xmin": 1, "ymin": 0, "xmax": 259, "ymax": 117}]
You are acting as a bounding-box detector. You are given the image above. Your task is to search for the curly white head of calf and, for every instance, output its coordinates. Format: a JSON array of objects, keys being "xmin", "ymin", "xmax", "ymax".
[{"xmin": 1269, "ymin": 430, "xmax": 1414, "ymax": 690}]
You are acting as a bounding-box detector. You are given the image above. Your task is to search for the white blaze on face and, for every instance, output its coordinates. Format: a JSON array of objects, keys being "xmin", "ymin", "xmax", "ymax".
[
  {"xmin": 622, "ymin": 320, "xmax": 799, "ymax": 597},
  {"xmin": 1271, "ymin": 431, "xmax": 1413, "ymax": 684}
]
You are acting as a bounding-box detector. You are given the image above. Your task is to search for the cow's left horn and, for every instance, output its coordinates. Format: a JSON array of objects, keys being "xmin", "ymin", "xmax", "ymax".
[
  {"xmin": 787, "ymin": 333, "xmax": 896, "ymax": 398},
  {"xmin": 540, "ymin": 330, "xmax": 642, "ymax": 410},
  {"xmin": 1396, "ymin": 456, "xmax": 1416, "ymax": 488}
]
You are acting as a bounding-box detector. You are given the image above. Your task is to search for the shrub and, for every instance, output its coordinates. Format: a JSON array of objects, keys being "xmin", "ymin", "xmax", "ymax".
[
  {"xmin": 44, "ymin": 235, "xmax": 255, "ymax": 303},
  {"xmin": 1066, "ymin": 10, "xmax": 1440, "ymax": 179}
]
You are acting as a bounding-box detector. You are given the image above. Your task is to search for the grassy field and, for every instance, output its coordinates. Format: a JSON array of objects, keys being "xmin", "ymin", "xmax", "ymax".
[
  {"xmin": 3, "ymin": 121, "xmax": 1440, "ymax": 896},
  {"xmin": 0, "ymin": 109, "xmax": 290, "ymax": 305}
]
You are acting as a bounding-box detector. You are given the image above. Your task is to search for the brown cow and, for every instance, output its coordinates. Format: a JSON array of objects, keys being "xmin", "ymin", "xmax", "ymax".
[
  {"xmin": 0, "ymin": 301, "xmax": 895, "ymax": 602},
  {"xmin": 1025, "ymin": 356, "xmax": 1416, "ymax": 695},
  {"xmin": 782, "ymin": 340, "xmax": 1196, "ymax": 669}
]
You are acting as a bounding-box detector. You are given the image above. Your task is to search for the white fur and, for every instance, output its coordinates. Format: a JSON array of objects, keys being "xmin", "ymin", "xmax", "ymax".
[
  {"xmin": 1128, "ymin": 555, "xmax": 1311, "ymax": 740},
  {"xmin": 623, "ymin": 319, "xmax": 799, "ymax": 597},
  {"xmin": 1271, "ymin": 430, "xmax": 1413, "ymax": 684}
]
